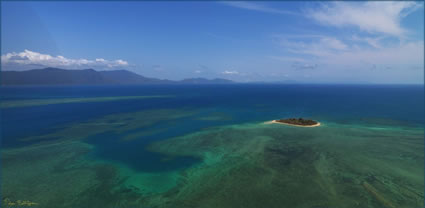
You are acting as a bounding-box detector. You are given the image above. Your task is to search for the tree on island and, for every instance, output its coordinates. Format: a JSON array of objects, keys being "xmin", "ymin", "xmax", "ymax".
[{"xmin": 276, "ymin": 118, "xmax": 318, "ymax": 126}]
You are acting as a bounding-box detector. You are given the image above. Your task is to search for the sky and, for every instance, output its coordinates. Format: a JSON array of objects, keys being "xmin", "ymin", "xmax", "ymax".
[{"xmin": 1, "ymin": 1, "xmax": 424, "ymax": 84}]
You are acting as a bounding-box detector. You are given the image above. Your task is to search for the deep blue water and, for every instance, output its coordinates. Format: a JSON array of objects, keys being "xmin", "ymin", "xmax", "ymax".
[{"xmin": 1, "ymin": 84, "xmax": 424, "ymax": 172}]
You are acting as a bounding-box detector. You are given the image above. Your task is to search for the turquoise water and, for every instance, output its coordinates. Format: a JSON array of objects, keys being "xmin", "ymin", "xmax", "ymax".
[{"xmin": 1, "ymin": 84, "xmax": 423, "ymax": 207}]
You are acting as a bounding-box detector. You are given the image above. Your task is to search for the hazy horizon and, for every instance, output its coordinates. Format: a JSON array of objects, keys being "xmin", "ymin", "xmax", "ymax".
[{"xmin": 1, "ymin": 1, "xmax": 424, "ymax": 84}]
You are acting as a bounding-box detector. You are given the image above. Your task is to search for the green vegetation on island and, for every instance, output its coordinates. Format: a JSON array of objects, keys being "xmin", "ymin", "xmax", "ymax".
[{"xmin": 275, "ymin": 118, "xmax": 319, "ymax": 126}]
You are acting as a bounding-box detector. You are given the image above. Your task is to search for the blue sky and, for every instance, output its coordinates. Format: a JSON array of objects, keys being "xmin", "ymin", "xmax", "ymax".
[{"xmin": 1, "ymin": 1, "xmax": 424, "ymax": 84}]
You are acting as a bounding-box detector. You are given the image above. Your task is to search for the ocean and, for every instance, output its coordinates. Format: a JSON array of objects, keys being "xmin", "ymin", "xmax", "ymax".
[{"xmin": 1, "ymin": 84, "xmax": 424, "ymax": 208}]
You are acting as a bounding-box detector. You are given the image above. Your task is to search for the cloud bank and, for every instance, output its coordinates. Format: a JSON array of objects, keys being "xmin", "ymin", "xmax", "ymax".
[
  {"xmin": 307, "ymin": 2, "xmax": 422, "ymax": 37},
  {"xmin": 1, "ymin": 50, "xmax": 129, "ymax": 71},
  {"xmin": 275, "ymin": 35, "xmax": 423, "ymax": 67},
  {"xmin": 269, "ymin": 1, "xmax": 423, "ymax": 84},
  {"xmin": 221, "ymin": 70, "xmax": 239, "ymax": 75}
]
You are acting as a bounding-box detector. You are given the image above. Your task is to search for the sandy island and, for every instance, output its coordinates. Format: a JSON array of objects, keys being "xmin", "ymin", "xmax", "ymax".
[{"xmin": 264, "ymin": 120, "xmax": 321, "ymax": 127}]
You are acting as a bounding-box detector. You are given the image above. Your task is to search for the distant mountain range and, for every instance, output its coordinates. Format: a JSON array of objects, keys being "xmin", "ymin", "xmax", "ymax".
[{"xmin": 1, "ymin": 68, "xmax": 235, "ymax": 86}]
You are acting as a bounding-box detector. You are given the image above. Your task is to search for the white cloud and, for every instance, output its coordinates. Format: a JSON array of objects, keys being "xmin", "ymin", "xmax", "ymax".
[
  {"xmin": 222, "ymin": 70, "xmax": 239, "ymax": 75},
  {"xmin": 221, "ymin": 2, "xmax": 297, "ymax": 15},
  {"xmin": 322, "ymin": 40, "xmax": 424, "ymax": 66},
  {"xmin": 319, "ymin": 37, "xmax": 348, "ymax": 50},
  {"xmin": 274, "ymin": 34, "xmax": 423, "ymax": 69},
  {"xmin": 1, "ymin": 49, "xmax": 129, "ymax": 71},
  {"xmin": 351, "ymin": 35, "xmax": 385, "ymax": 49},
  {"xmin": 307, "ymin": 2, "xmax": 422, "ymax": 37},
  {"xmin": 278, "ymin": 36, "xmax": 348, "ymax": 57},
  {"xmin": 115, "ymin": 59, "xmax": 128, "ymax": 66}
]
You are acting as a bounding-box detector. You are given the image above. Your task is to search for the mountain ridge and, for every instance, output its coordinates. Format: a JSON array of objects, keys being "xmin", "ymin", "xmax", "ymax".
[{"xmin": 1, "ymin": 68, "xmax": 235, "ymax": 86}]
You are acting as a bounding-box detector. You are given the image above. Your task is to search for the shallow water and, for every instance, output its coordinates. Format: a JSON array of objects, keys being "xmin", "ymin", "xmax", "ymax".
[{"xmin": 1, "ymin": 84, "xmax": 423, "ymax": 208}]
